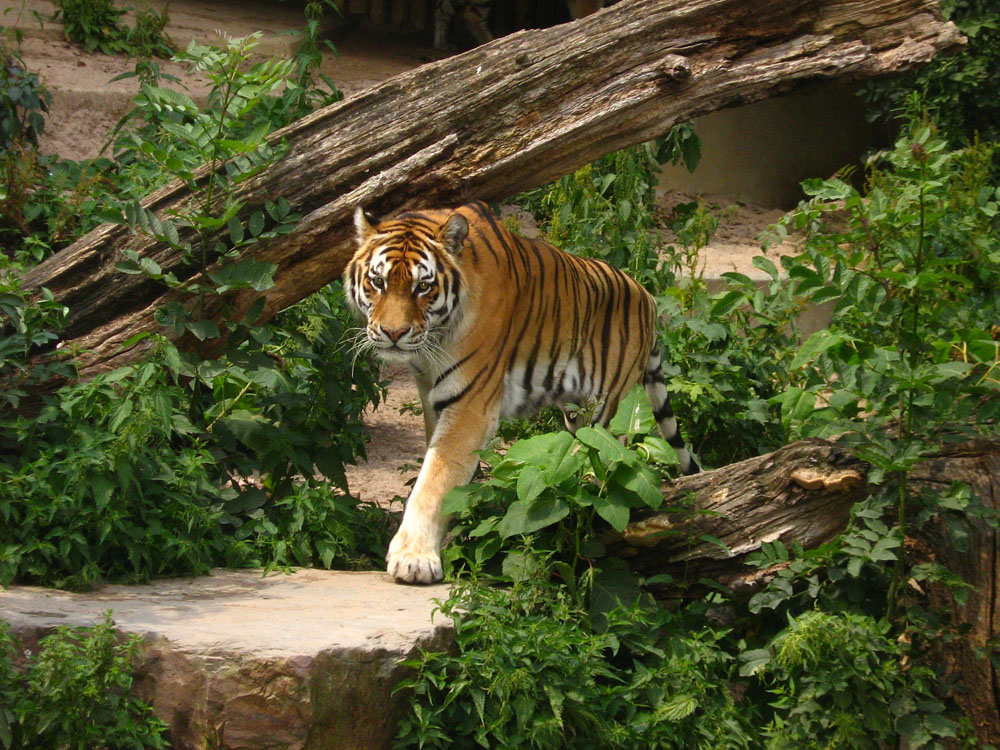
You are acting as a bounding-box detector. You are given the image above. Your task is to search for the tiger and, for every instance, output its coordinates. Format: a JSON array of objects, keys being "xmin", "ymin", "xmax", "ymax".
[
  {"xmin": 433, "ymin": 0, "xmax": 606, "ymax": 50},
  {"xmin": 344, "ymin": 201, "xmax": 699, "ymax": 584}
]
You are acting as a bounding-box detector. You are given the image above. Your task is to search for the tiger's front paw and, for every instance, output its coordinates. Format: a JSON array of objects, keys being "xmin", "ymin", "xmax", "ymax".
[{"xmin": 386, "ymin": 529, "xmax": 443, "ymax": 584}]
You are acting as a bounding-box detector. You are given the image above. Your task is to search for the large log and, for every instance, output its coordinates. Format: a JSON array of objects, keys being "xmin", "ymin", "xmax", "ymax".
[
  {"xmin": 604, "ymin": 438, "xmax": 870, "ymax": 592},
  {"xmin": 21, "ymin": 0, "xmax": 962, "ymax": 380}
]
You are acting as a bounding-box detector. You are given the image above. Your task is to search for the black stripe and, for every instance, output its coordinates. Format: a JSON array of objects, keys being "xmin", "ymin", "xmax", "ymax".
[
  {"xmin": 434, "ymin": 349, "xmax": 478, "ymax": 387},
  {"xmin": 653, "ymin": 398, "xmax": 675, "ymax": 424},
  {"xmin": 432, "ymin": 362, "xmax": 488, "ymax": 413}
]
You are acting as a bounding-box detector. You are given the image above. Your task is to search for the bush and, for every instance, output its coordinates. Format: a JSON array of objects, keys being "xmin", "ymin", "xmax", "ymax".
[
  {"xmin": 862, "ymin": 0, "xmax": 1000, "ymax": 156},
  {"xmin": 53, "ymin": 0, "xmax": 173, "ymax": 58},
  {"xmin": 742, "ymin": 611, "xmax": 960, "ymax": 749},
  {"xmin": 0, "ymin": 613, "xmax": 168, "ymax": 749},
  {"xmin": 0, "ymin": 32, "xmax": 384, "ymax": 589},
  {"xmin": 395, "ymin": 568, "xmax": 757, "ymax": 750}
]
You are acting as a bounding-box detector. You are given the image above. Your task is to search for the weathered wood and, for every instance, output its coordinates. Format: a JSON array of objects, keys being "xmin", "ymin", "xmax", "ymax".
[
  {"xmin": 603, "ymin": 438, "xmax": 870, "ymax": 592},
  {"xmin": 20, "ymin": 0, "xmax": 962, "ymax": 381},
  {"xmin": 908, "ymin": 440, "xmax": 1000, "ymax": 745}
]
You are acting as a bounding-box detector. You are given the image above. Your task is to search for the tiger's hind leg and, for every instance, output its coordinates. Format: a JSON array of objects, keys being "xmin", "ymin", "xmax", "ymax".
[{"xmin": 643, "ymin": 345, "xmax": 700, "ymax": 475}]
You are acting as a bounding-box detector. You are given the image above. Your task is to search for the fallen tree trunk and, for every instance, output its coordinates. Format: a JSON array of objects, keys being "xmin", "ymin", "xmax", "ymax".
[
  {"xmin": 22, "ymin": 0, "xmax": 962, "ymax": 380},
  {"xmin": 607, "ymin": 437, "xmax": 1000, "ymax": 743},
  {"xmin": 604, "ymin": 438, "xmax": 870, "ymax": 592}
]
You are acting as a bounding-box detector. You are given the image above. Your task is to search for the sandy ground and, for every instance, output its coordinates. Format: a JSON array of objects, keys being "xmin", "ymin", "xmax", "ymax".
[{"xmin": 5, "ymin": 0, "xmax": 787, "ymax": 506}]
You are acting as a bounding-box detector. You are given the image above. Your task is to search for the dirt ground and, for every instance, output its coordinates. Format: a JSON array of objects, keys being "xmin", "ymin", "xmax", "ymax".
[{"xmin": 4, "ymin": 0, "xmax": 789, "ymax": 507}]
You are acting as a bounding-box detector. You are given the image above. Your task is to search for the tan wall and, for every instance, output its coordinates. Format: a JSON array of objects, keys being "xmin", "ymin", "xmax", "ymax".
[{"xmin": 658, "ymin": 83, "xmax": 880, "ymax": 209}]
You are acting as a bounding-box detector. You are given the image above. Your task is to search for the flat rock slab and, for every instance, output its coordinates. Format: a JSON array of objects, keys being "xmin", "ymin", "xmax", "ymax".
[{"xmin": 0, "ymin": 569, "xmax": 452, "ymax": 750}]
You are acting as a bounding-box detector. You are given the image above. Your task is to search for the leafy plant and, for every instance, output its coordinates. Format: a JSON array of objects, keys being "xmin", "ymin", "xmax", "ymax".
[
  {"xmin": 441, "ymin": 387, "xmax": 681, "ymax": 583},
  {"xmin": 1, "ymin": 44, "xmax": 51, "ymax": 258},
  {"xmin": 53, "ymin": 0, "xmax": 173, "ymax": 58},
  {"xmin": 395, "ymin": 566, "xmax": 757, "ymax": 750},
  {"xmin": 105, "ymin": 33, "xmax": 377, "ymax": 522},
  {"xmin": 520, "ymin": 128, "xmax": 698, "ymax": 291},
  {"xmin": 861, "ymin": 0, "xmax": 1000, "ymax": 164},
  {"xmin": 0, "ymin": 45, "xmax": 48, "ymax": 150},
  {"xmin": 655, "ymin": 201, "xmax": 816, "ymax": 467},
  {"xmin": 0, "ymin": 32, "xmax": 385, "ymax": 589},
  {"xmin": 741, "ymin": 610, "xmax": 961, "ymax": 749},
  {"xmin": 0, "ymin": 613, "xmax": 168, "ymax": 749},
  {"xmin": 0, "ymin": 330, "xmax": 388, "ymax": 589},
  {"xmin": 0, "ymin": 262, "xmax": 73, "ymax": 411}
]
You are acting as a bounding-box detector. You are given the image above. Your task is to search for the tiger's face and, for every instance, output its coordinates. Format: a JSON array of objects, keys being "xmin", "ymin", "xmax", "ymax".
[{"xmin": 344, "ymin": 207, "xmax": 469, "ymax": 363}]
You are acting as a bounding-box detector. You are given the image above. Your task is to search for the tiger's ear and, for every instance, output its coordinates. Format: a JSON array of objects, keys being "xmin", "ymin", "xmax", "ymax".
[
  {"xmin": 440, "ymin": 214, "xmax": 469, "ymax": 257},
  {"xmin": 354, "ymin": 206, "xmax": 377, "ymax": 245}
]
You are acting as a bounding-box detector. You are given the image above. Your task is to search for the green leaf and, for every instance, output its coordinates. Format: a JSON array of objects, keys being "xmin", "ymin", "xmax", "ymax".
[
  {"xmin": 738, "ymin": 648, "xmax": 772, "ymax": 677},
  {"xmin": 608, "ymin": 384, "xmax": 654, "ymax": 437},
  {"xmin": 516, "ymin": 465, "xmax": 548, "ymax": 504},
  {"xmin": 711, "ymin": 289, "xmax": 746, "ymax": 317},
  {"xmin": 752, "ymin": 255, "xmax": 779, "ymax": 280},
  {"xmin": 773, "ymin": 387, "xmax": 817, "ymax": 425},
  {"xmin": 186, "ymin": 319, "xmax": 221, "ymax": 340},
  {"xmin": 660, "ymin": 695, "xmax": 698, "ymax": 722},
  {"xmin": 791, "ymin": 329, "xmax": 848, "ymax": 369},
  {"xmin": 248, "ymin": 210, "xmax": 266, "ymax": 237},
  {"xmin": 207, "ymin": 260, "xmax": 277, "ymax": 293},
  {"xmin": 497, "ymin": 496, "xmax": 569, "ymax": 538},
  {"xmin": 545, "ymin": 436, "xmax": 585, "ymax": 485},
  {"xmin": 592, "ymin": 493, "xmax": 629, "ymax": 532},
  {"xmin": 615, "ymin": 463, "xmax": 662, "ymax": 510},
  {"xmin": 228, "ymin": 216, "xmax": 245, "ymax": 245},
  {"xmin": 576, "ymin": 425, "xmax": 629, "ymax": 468},
  {"xmin": 639, "ymin": 436, "xmax": 678, "ymax": 466},
  {"xmin": 442, "ymin": 485, "xmax": 479, "ymax": 515}
]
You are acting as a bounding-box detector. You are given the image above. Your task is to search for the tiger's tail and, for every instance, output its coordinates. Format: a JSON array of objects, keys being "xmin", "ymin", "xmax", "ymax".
[{"xmin": 643, "ymin": 345, "xmax": 700, "ymax": 475}]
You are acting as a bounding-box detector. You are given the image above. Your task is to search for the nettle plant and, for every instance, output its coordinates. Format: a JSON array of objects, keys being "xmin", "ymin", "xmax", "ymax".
[
  {"xmin": 395, "ymin": 570, "xmax": 758, "ymax": 750},
  {"xmin": 755, "ymin": 126, "xmax": 1000, "ymax": 614},
  {"xmin": 107, "ymin": 33, "xmax": 384, "ymax": 541},
  {"xmin": 53, "ymin": 0, "xmax": 173, "ymax": 58},
  {"xmin": 0, "ymin": 613, "xmax": 168, "ymax": 749},
  {"xmin": 0, "ymin": 30, "xmax": 386, "ymax": 588}
]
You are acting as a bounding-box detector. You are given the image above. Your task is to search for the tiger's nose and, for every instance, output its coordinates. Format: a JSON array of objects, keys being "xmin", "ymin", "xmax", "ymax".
[{"xmin": 380, "ymin": 325, "xmax": 411, "ymax": 342}]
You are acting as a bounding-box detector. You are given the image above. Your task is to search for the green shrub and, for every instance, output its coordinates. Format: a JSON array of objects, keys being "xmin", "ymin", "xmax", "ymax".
[
  {"xmin": 394, "ymin": 568, "xmax": 757, "ymax": 750},
  {"xmin": 741, "ymin": 610, "xmax": 960, "ymax": 749},
  {"xmin": 0, "ymin": 334, "xmax": 388, "ymax": 589},
  {"xmin": 862, "ymin": 0, "xmax": 1000, "ymax": 158},
  {"xmin": 0, "ymin": 613, "xmax": 168, "ymax": 748},
  {"xmin": 442, "ymin": 388, "xmax": 682, "ymax": 583},
  {"xmin": 0, "ymin": 33, "xmax": 384, "ymax": 589},
  {"xmin": 53, "ymin": 0, "xmax": 173, "ymax": 58}
]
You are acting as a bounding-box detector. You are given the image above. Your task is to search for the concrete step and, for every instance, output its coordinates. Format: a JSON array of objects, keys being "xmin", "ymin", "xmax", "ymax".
[{"xmin": 0, "ymin": 569, "xmax": 452, "ymax": 750}]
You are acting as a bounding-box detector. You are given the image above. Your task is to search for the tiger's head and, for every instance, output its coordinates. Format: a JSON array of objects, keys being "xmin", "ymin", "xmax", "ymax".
[{"xmin": 344, "ymin": 206, "xmax": 469, "ymax": 363}]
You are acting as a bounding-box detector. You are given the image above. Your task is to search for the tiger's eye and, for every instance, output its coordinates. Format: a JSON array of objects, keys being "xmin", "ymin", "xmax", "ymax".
[
  {"xmin": 416, "ymin": 281, "xmax": 431, "ymax": 294},
  {"xmin": 370, "ymin": 275, "xmax": 385, "ymax": 291}
]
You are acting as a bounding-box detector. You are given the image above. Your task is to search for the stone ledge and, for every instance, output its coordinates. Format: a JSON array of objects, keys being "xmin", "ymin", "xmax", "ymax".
[{"xmin": 0, "ymin": 569, "xmax": 452, "ymax": 750}]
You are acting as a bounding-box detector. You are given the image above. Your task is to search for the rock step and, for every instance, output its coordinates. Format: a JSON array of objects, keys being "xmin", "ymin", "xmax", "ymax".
[{"xmin": 0, "ymin": 569, "xmax": 452, "ymax": 750}]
